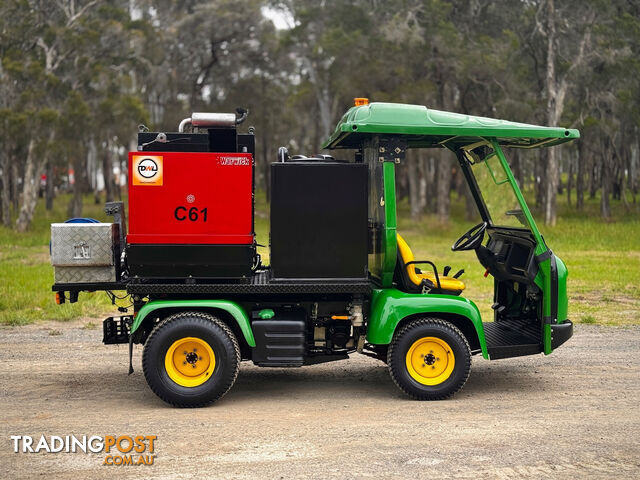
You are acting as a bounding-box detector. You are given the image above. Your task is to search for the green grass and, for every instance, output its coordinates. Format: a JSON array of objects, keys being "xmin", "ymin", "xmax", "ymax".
[{"xmin": 1, "ymin": 188, "xmax": 639, "ymax": 326}]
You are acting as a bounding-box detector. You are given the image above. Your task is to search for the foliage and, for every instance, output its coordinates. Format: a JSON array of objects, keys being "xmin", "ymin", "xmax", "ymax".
[{"xmin": 1, "ymin": 0, "xmax": 639, "ymax": 228}]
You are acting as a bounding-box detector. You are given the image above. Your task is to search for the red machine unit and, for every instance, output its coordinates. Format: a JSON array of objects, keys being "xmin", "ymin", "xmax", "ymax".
[
  {"xmin": 127, "ymin": 152, "xmax": 253, "ymax": 245},
  {"xmin": 125, "ymin": 111, "xmax": 256, "ymax": 279}
]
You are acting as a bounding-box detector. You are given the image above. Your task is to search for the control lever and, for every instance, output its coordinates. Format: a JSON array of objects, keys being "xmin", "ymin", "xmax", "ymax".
[
  {"xmin": 443, "ymin": 265, "xmax": 451, "ymax": 276},
  {"xmin": 453, "ymin": 269, "xmax": 464, "ymax": 278}
]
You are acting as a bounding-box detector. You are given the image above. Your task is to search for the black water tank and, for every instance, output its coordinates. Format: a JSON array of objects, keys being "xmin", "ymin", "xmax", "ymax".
[{"xmin": 270, "ymin": 160, "xmax": 368, "ymax": 280}]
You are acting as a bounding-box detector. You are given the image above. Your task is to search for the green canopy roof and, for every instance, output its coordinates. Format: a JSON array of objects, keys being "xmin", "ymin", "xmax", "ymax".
[{"xmin": 322, "ymin": 102, "xmax": 580, "ymax": 149}]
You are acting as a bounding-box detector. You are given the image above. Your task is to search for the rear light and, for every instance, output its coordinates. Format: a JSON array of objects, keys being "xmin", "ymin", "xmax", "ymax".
[{"xmin": 55, "ymin": 292, "xmax": 65, "ymax": 304}]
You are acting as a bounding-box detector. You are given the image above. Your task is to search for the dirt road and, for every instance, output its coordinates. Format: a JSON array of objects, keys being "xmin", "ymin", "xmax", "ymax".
[{"xmin": 1, "ymin": 321, "xmax": 639, "ymax": 479}]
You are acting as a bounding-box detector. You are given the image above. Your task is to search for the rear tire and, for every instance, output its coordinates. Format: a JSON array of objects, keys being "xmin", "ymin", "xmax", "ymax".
[
  {"xmin": 142, "ymin": 311, "xmax": 240, "ymax": 407},
  {"xmin": 387, "ymin": 318, "xmax": 471, "ymax": 400}
]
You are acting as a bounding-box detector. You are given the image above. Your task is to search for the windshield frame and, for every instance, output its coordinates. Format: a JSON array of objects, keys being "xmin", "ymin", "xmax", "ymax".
[{"xmin": 455, "ymin": 138, "xmax": 544, "ymax": 245}]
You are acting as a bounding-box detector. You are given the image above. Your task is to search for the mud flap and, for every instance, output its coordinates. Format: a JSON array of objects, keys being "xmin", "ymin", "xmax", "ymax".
[{"xmin": 128, "ymin": 334, "xmax": 134, "ymax": 375}]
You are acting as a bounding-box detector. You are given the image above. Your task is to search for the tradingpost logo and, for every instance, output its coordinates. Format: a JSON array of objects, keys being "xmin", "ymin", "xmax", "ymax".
[{"xmin": 10, "ymin": 434, "xmax": 157, "ymax": 466}]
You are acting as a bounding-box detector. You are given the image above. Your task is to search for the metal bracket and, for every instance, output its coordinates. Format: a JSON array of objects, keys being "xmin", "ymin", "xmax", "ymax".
[
  {"xmin": 105, "ymin": 201, "xmax": 127, "ymax": 248},
  {"xmin": 535, "ymin": 250, "xmax": 553, "ymax": 263},
  {"xmin": 378, "ymin": 137, "xmax": 407, "ymax": 163}
]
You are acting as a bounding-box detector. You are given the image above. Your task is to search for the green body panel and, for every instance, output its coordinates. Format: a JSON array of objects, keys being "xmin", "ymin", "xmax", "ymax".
[
  {"xmin": 381, "ymin": 161, "xmax": 398, "ymax": 287},
  {"xmin": 131, "ymin": 299, "xmax": 256, "ymax": 347},
  {"xmin": 368, "ymin": 288, "xmax": 489, "ymax": 359},
  {"xmin": 323, "ymin": 103, "xmax": 579, "ymax": 150},
  {"xmin": 489, "ymin": 139, "xmax": 569, "ymax": 354},
  {"xmin": 539, "ymin": 255, "xmax": 568, "ymax": 354},
  {"xmin": 534, "ymin": 258, "xmax": 552, "ymax": 353}
]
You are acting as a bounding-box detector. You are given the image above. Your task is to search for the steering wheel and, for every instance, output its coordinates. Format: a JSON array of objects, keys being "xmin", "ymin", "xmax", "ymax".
[{"xmin": 451, "ymin": 222, "xmax": 488, "ymax": 251}]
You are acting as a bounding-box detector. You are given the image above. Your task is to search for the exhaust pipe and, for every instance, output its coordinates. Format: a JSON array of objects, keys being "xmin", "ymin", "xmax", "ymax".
[{"xmin": 178, "ymin": 109, "xmax": 249, "ymax": 132}]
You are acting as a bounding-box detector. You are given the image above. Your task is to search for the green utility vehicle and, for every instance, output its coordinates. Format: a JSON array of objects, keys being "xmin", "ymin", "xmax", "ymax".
[{"xmin": 51, "ymin": 101, "xmax": 577, "ymax": 406}]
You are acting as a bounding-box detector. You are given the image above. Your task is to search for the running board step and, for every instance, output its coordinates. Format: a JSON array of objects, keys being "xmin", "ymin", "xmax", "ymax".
[
  {"xmin": 487, "ymin": 344, "xmax": 541, "ymax": 360},
  {"xmin": 483, "ymin": 321, "xmax": 542, "ymax": 360}
]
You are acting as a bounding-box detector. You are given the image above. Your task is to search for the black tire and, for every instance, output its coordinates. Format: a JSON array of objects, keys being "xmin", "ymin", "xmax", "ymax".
[
  {"xmin": 387, "ymin": 318, "xmax": 471, "ymax": 400},
  {"xmin": 142, "ymin": 311, "xmax": 240, "ymax": 407}
]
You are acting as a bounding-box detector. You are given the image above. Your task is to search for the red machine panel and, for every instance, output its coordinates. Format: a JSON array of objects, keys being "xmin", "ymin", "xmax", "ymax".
[{"xmin": 127, "ymin": 152, "xmax": 253, "ymax": 245}]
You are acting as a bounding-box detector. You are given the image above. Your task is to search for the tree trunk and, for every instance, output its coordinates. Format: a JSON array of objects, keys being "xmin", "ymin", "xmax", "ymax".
[
  {"xmin": 425, "ymin": 156, "xmax": 437, "ymax": 213},
  {"xmin": 600, "ymin": 139, "xmax": 611, "ymax": 219},
  {"xmin": 557, "ymin": 150, "xmax": 564, "ymax": 196},
  {"xmin": 600, "ymin": 166, "xmax": 611, "ymax": 218},
  {"xmin": 67, "ymin": 185, "xmax": 83, "ymax": 218},
  {"xmin": 418, "ymin": 153, "xmax": 428, "ymax": 211},
  {"xmin": 11, "ymin": 162, "xmax": 19, "ymax": 211},
  {"xmin": 631, "ymin": 138, "xmax": 638, "ymax": 204},
  {"xmin": 316, "ymin": 84, "xmax": 332, "ymax": 142},
  {"xmin": 463, "ymin": 181, "xmax": 476, "ymax": 221},
  {"xmin": 67, "ymin": 148, "xmax": 90, "ymax": 218},
  {"xmin": 103, "ymin": 139, "xmax": 115, "ymax": 203},
  {"xmin": 511, "ymin": 149, "xmax": 523, "ymax": 187},
  {"xmin": 261, "ymin": 117, "xmax": 270, "ymax": 202},
  {"xmin": 436, "ymin": 153, "xmax": 452, "ymax": 222},
  {"xmin": 407, "ymin": 153, "xmax": 421, "ymax": 221},
  {"xmin": 544, "ymin": 149, "xmax": 559, "ymax": 225},
  {"xmin": 15, "ymin": 139, "xmax": 41, "ymax": 232},
  {"xmin": 566, "ymin": 151, "xmax": 573, "ymax": 207},
  {"xmin": 304, "ymin": 58, "xmax": 334, "ymax": 142},
  {"xmin": 0, "ymin": 146, "xmax": 11, "ymax": 226},
  {"xmin": 399, "ymin": 163, "xmax": 410, "ymax": 202},
  {"xmin": 576, "ymin": 138, "xmax": 585, "ymax": 210},
  {"xmin": 543, "ymin": 0, "xmax": 559, "ymax": 226},
  {"xmin": 45, "ymin": 159, "xmax": 54, "ymax": 211},
  {"xmin": 589, "ymin": 160, "xmax": 597, "ymax": 199},
  {"xmin": 115, "ymin": 155, "xmax": 123, "ymax": 201},
  {"xmin": 535, "ymin": 150, "xmax": 545, "ymax": 209}
]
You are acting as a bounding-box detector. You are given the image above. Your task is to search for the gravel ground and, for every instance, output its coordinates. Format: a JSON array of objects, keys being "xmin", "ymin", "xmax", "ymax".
[{"xmin": 1, "ymin": 321, "xmax": 639, "ymax": 479}]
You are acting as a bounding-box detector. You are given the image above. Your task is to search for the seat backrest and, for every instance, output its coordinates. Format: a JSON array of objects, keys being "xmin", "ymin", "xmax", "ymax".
[
  {"xmin": 394, "ymin": 234, "xmax": 422, "ymax": 293},
  {"xmin": 396, "ymin": 234, "xmax": 423, "ymax": 288}
]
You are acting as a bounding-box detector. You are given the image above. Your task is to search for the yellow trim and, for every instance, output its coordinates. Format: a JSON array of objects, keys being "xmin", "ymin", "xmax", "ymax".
[
  {"xmin": 396, "ymin": 234, "xmax": 466, "ymax": 292},
  {"xmin": 405, "ymin": 336, "xmax": 455, "ymax": 385},
  {"xmin": 164, "ymin": 337, "xmax": 216, "ymax": 387}
]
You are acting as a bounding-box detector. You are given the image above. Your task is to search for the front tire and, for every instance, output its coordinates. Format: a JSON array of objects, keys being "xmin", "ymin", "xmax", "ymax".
[
  {"xmin": 388, "ymin": 318, "xmax": 471, "ymax": 400},
  {"xmin": 142, "ymin": 311, "xmax": 240, "ymax": 407}
]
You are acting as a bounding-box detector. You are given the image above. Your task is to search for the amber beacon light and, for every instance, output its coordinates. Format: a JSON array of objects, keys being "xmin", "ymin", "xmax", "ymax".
[{"xmin": 354, "ymin": 97, "xmax": 369, "ymax": 106}]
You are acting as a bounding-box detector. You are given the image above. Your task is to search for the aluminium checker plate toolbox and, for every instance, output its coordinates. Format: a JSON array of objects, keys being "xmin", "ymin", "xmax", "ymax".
[{"xmin": 50, "ymin": 223, "xmax": 120, "ymax": 284}]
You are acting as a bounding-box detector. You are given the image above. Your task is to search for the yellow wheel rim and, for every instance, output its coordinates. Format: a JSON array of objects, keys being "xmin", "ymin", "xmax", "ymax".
[
  {"xmin": 405, "ymin": 336, "xmax": 455, "ymax": 386},
  {"xmin": 164, "ymin": 337, "xmax": 215, "ymax": 387}
]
